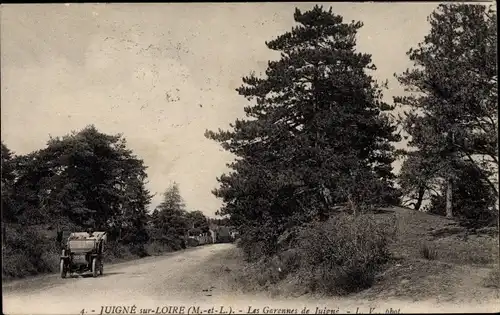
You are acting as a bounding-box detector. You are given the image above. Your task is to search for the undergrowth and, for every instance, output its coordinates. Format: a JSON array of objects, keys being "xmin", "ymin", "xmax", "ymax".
[
  {"xmin": 293, "ymin": 213, "xmax": 397, "ymax": 295},
  {"xmin": 235, "ymin": 213, "xmax": 397, "ymax": 296},
  {"xmin": 230, "ymin": 208, "xmax": 499, "ymax": 299}
]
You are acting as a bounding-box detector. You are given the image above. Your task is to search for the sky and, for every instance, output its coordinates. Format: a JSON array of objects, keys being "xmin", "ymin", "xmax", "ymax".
[{"xmin": 1, "ymin": 2, "xmax": 484, "ymax": 217}]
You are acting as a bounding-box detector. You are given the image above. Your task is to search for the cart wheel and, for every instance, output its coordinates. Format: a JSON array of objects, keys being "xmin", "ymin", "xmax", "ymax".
[
  {"xmin": 60, "ymin": 259, "xmax": 67, "ymax": 279},
  {"xmin": 92, "ymin": 258, "xmax": 98, "ymax": 278}
]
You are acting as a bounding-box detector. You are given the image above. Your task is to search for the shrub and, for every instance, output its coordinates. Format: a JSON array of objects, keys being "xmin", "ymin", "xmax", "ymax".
[
  {"xmin": 293, "ymin": 213, "xmax": 396, "ymax": 295},
  {"xmin": 2, "ymin": 224, "xmax": 58, "ymax": 278},
  {"xmin": 420, "ymin": 242, "xmax": 438, "ymax": 260},
  {"xmin": 236, "ymin": 229, "xmax": 266, "ymax": 261}
]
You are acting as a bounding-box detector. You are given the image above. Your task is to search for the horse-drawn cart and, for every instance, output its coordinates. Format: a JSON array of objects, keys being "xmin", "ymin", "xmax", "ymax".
[{"xmin": 59, "ymin": 231, "xmax": 107, "ymax": 278}]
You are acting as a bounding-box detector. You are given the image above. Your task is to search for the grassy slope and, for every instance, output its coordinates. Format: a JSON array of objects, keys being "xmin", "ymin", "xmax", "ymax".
[
  {"xmin": 357, "ymin": 207, "xmax": 499, "ymax": 303},
  {"xmin": 217, "ymin": 207, "xmax": 500, "ymax": 303},
  {"xmin": 376, "ymin": 207, "xmax": 498, "ymax": 266}
]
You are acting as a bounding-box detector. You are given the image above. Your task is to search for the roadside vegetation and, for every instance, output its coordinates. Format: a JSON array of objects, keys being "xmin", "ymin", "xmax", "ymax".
[{"xmin": 1, "ymin": 130, "xmax": 227, "ymax": 280}]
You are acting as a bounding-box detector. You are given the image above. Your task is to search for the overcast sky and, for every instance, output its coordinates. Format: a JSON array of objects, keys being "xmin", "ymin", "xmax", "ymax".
[{"xmin": 1, "ymin": 2, "xmax": 482, "ymax": 216}]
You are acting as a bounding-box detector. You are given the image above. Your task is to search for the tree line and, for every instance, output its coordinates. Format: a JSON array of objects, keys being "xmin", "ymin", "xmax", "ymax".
[{"xmin": 1, "ymin": 126, "xmax": 223, "ymax": 278}]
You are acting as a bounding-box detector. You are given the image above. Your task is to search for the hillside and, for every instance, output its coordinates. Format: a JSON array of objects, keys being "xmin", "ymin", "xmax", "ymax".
[
  {"xmin": 375, "ymin": 207, "xmax": 498, "ymax": 266},
  {"xmin": 358, "ymin": 207, "xmax": 499, "ymax": 303},
  {"xmin": 216, "ymin": 207, "xmax": 499, "ymax": 304}
]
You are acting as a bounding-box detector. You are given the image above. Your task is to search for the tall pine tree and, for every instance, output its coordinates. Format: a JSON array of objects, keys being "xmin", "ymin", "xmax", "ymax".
[{"xmin": 206, "ymin": 6, "xmax": 401, "ymax": 257}]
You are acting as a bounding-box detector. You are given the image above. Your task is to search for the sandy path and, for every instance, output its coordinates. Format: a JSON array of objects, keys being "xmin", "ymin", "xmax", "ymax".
[{"xmin": 3, "ymin": 244, "xmax": 499, "ymax": 314}]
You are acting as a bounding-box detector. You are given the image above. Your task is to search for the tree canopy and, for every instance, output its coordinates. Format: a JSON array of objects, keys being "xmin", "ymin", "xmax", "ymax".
[{"xmin": 3, "ymin": 126, "xmax": 153, "ymax": 242}]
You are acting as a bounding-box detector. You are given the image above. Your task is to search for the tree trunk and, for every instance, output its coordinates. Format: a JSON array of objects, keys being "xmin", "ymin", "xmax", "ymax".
[
  {"xmin": 319, "ymin": 185, "xmax": 332, "ymax": 221},
  {"xmin": 446, "ymin": 177, "xmax": 453, "ymax": 218},
  {"xmin": 414, "ymin": 185, "xmax": 426, "ymax": 211},
  {"xmin": 348, "ymin": 193, "xmax": 358, "ymax": 215}
]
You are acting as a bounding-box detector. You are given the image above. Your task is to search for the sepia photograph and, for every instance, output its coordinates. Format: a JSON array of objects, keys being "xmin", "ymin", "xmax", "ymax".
[{"xmin": 1, "ymin": 2, "xmax": 498, "ymax": 314}]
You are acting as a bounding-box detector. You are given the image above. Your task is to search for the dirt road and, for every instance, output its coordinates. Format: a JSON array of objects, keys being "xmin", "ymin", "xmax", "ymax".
[{"xmin": 3, "ymin": 244, "xmax": 498, "ymax": 314}]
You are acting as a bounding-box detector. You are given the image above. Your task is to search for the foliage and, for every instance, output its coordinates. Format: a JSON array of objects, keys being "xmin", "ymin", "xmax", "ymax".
[
  {"xmin": 3, "ymin": 138, "xmax": 211, "ymax": 277},
  {"xmin": 208, "ymin": 217, "xmax": 231, "ymax": 227},
  {"xmin": 186, "ymin": 210, "xmax": 210, "ymax": 233},
  {"xmin": 394, "ymin": 4, "xmax": 498, "ymax": 221},
  {"xmin": 206, "ymin": 5, "xmax": 402, "ymax": 257},
  {"xmin": 5, "ymin": 126, "xmax": 153, "ymax": 235},
  {"xmin": 230, "ymin": 207, "xmax": 498, "ymax": 298},
  {"xmin": 186, "ymin": 238, "xmax": 200, "ymax": 247},
  {"xmin": 397, "ymin": 150, "xmax": 444, "ymax": 210},
  {"xmin": 148, "ymin": 182, "xmax": 211, "ymax": 251}
]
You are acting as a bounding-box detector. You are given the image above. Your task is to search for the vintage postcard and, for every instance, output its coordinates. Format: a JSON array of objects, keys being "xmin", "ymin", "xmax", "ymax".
[{"xmin": 1, "ymin": 2, "xmax": 498, "ymax": 314}]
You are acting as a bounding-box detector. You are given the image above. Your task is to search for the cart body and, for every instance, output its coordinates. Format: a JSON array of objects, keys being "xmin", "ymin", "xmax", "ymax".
[{"xmin": 60, "ymin": 231, "xmax": 107, "ymax": 278}]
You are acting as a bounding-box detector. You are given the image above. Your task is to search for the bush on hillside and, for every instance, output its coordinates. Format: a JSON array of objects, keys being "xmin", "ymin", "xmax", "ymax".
[
  {"xmin": 236, "ymin": 223, "xmax": 284, "ymax": 262},
  {"xmin": 237, "ymin": 234, "xmax": 270, "ymax": 262},
  {"xmin": 293, "ymin": 213, "xmax": 397, "ymax": 295}
]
